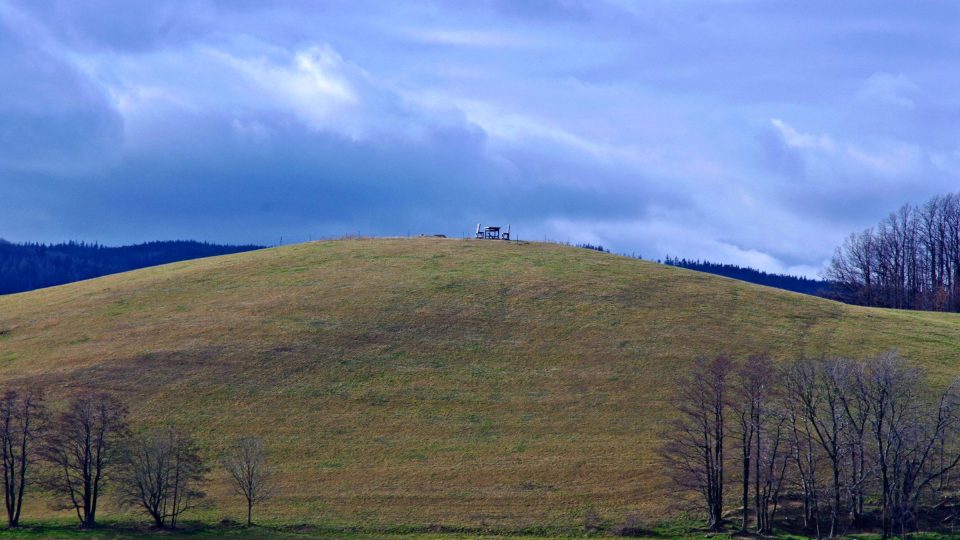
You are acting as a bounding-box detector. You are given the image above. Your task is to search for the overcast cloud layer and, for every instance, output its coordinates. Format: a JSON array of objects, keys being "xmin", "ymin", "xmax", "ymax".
[{"xmin": 2, "ymin": 0, "xmax": 959, "ymax": 276}]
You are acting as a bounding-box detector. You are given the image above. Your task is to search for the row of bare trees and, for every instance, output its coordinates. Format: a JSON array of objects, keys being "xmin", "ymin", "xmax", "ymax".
[
  {"xmin": 0, "ymin": 389, "xmax": 274, "ymax": 529},
  {"xmin": 827, "ymin": 193, "xmax": 960, "ymax": 311},
  {"xmin": 664, "ymin": 351, "xmax": 960, "ymax": 538}
]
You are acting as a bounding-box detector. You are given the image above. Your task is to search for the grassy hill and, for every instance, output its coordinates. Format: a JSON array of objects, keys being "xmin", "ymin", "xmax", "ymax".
[{"xmin": 1, "ymin": 238, "xmax": 959, "ymax": 531}]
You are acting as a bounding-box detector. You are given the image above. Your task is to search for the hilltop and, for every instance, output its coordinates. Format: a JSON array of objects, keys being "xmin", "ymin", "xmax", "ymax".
[{"xmin": 0, "ymin": 238, "xmax": 959, "ymax": 530}]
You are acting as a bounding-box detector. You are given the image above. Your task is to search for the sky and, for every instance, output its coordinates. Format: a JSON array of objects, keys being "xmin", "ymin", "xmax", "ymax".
[{"xmin": 2, "ymin": 1, "xmax": 959, "ymax": 277}]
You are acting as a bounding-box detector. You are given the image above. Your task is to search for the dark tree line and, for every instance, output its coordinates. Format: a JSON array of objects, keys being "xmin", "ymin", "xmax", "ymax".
[
  {"xmin": 0, "ymin": 240, "xmax": 262, "ymax": 295},
  {"xmin": 577, "ymin": 245, "xmax": 833, "ymax": 297},
  {"xmin": 576, "ymin": 243, "xmax": 611, "ymax": 253},
  {"xmin": 573, "ymin": 241, "xmax": 832, "ymax": 298},
  {"xmin": 0, "ymin": 389, "xmax": 274, "ymax": 529},
  {"xmin": 664, "ymin": 352, "xmax": 960, "ymax": 538},
  {"xmin": 663, "ymin": 257, "xmax": 833, "ymax": 297},
  {"xmin": 827, "ymin": 193, "xmax": 960, "ymax": 311}
]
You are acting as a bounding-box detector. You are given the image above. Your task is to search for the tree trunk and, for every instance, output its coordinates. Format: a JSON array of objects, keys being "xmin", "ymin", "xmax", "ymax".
[
  {"xmin": 741, "ymin": 449, "xmax": 749, "ymax": 530},
  {"xmin": 753, "ymin": 409, "xmax": 761, "ymax": 534},
  {"xmin": 831, "ymin": 464, "xmax": 840, "ymax": 537}
]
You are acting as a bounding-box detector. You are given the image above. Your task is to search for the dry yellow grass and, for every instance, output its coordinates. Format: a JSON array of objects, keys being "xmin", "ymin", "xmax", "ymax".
[{"xmin": 0, "ymin": 238, "xmax": 958, "ymax": 529}]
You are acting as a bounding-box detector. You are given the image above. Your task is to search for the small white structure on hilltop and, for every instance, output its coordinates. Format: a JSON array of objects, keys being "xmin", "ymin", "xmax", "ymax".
[{"xmin": 475, "ymin": 223, "xmax": 510, "ymax": 240}]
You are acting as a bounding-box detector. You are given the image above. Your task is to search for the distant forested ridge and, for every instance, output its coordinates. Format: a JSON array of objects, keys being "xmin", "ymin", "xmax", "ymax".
[
  {"xmin": 663, "ymin": 256, "xmax": 832, "ymax": 296},
  {"xmin": 827, "ymin": 192, "xmax": 960, "ymax": 311},
  {"xmin": 0, "ymin": 240, "xmax": 263, "ymax": 295},
  {"xmin": 573, "ymin": 243, "xmax": 833, "ymax": 297}
]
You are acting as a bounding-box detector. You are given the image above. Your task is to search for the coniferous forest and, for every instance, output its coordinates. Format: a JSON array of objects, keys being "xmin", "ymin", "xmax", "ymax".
[
  {"xmin": 576, "ymin": 244, "xmax": 833, "ymax": 297},
  {"xmin": 0, "ymin": 240, "xmax": 262, "ymax": 295},
  {"xmin": 662, "ymin": 257, "xmax": 832, "ymax": 296}
]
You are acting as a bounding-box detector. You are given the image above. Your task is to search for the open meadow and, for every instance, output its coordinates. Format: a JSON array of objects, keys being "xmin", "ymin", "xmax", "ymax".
[{"xmin": 1, "ymin": 238, "xmax": 960, "ymax": 535}]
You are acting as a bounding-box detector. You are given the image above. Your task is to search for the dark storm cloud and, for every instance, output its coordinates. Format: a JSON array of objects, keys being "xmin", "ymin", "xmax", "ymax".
[
  {"xmin": 1, "ymin": 0, "xmax": 959, "ymax": 275},
  {"xmin": 0, "ymin": 9, "xmax": 122, "ymax": 173}
]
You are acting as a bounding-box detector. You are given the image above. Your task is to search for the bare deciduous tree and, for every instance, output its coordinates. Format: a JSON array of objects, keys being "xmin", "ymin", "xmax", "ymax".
[
  {"xmin": 222, "ymin": 437, "xmax": 275, "ymax": 526},
  {"xmin": 785, "ymin": 396, "xmax": 822, "ymax": 536},
  {"xmin": 783, "ymin": 357, "xmax": 848, "ymax": 537},
  {"xmin": 828, "ymin": 193, "xmax": 960, "ymax": 312},
  {"xmin": 834, "ymin": 357, "xmax": 870, "ymax": 526},
  {"xmin": 731, "ymin": 356, "xmax": 763, "ymax": 531},
  {"xmin": 754, "ymin": 406, "xmax": 788, "ymax": 536},
  {"xmin": 858, "ymin": 352, "xmax": 960, "ymax": 539},
  {"xmin": 115, "ymin": 427, "xmax": 207, "ymax": 529},
  {"xmin": 661, "ymin": 355, "xmax": 732, "ymax": 530},
  {"xmin": 861, "ymin": 352, "xmax": 917, "ymax": 538},
  {"xmin": 740, "ymin": 356, "xmax": 788, "ymax": 536},
  {"xmin": 663, "ymin": 350, "xmax": 960, "ymax": 537},
  {"xmin": 41, "ymin": 393, "xmax": 128, "ymax": 528},
  {"xmin": 0, "ymin": 388, "xmax": 46, "ymax": 528}
]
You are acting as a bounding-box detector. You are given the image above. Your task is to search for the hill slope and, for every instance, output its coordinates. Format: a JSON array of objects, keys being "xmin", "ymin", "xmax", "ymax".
[{"xmin": 0, "ymin": 238, "xmax": 959, "ymax": 528}]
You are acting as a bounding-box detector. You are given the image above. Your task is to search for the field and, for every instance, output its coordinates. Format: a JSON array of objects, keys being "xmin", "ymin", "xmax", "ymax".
[{"xmin": 1, "ymin": 238, "xmax": 959, "ymax": 533}]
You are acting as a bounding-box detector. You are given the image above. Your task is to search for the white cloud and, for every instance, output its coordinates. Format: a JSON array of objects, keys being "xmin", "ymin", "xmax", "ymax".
[
  {"xmin": 768, "ymin": 118, "xmax": 926, "ymax": 180},
  {"xmin": 209, "ymin": 45, "xmax": 359, "ymax": 133},
  {"xmin": 845, "ymin": 143, "xmax": 923, "ymax": 178},
  {"xmin": 770, "ymin": 118, "xmax": 835, "ymax": 151},
  {"xmin": 2, "ymin": 0, "xmax": 959, "ymax": 277},
  {"xmin": 930, "ymin": 148, "xmax": 960, "ymax": 175},
  {"xmin": 405, "ymin": 28, "xmax": 534, "ymax": 48},
  {"xmin": 858, "ymin": 72, "xmax": 919, "ymax": 109},
  {"xmin": 108, "ymin": 84, "xmax": 191, "ymax": 116},
  {"xmin": 542, "ymin": 216, "xmax": 827, "ymax": 277}
]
